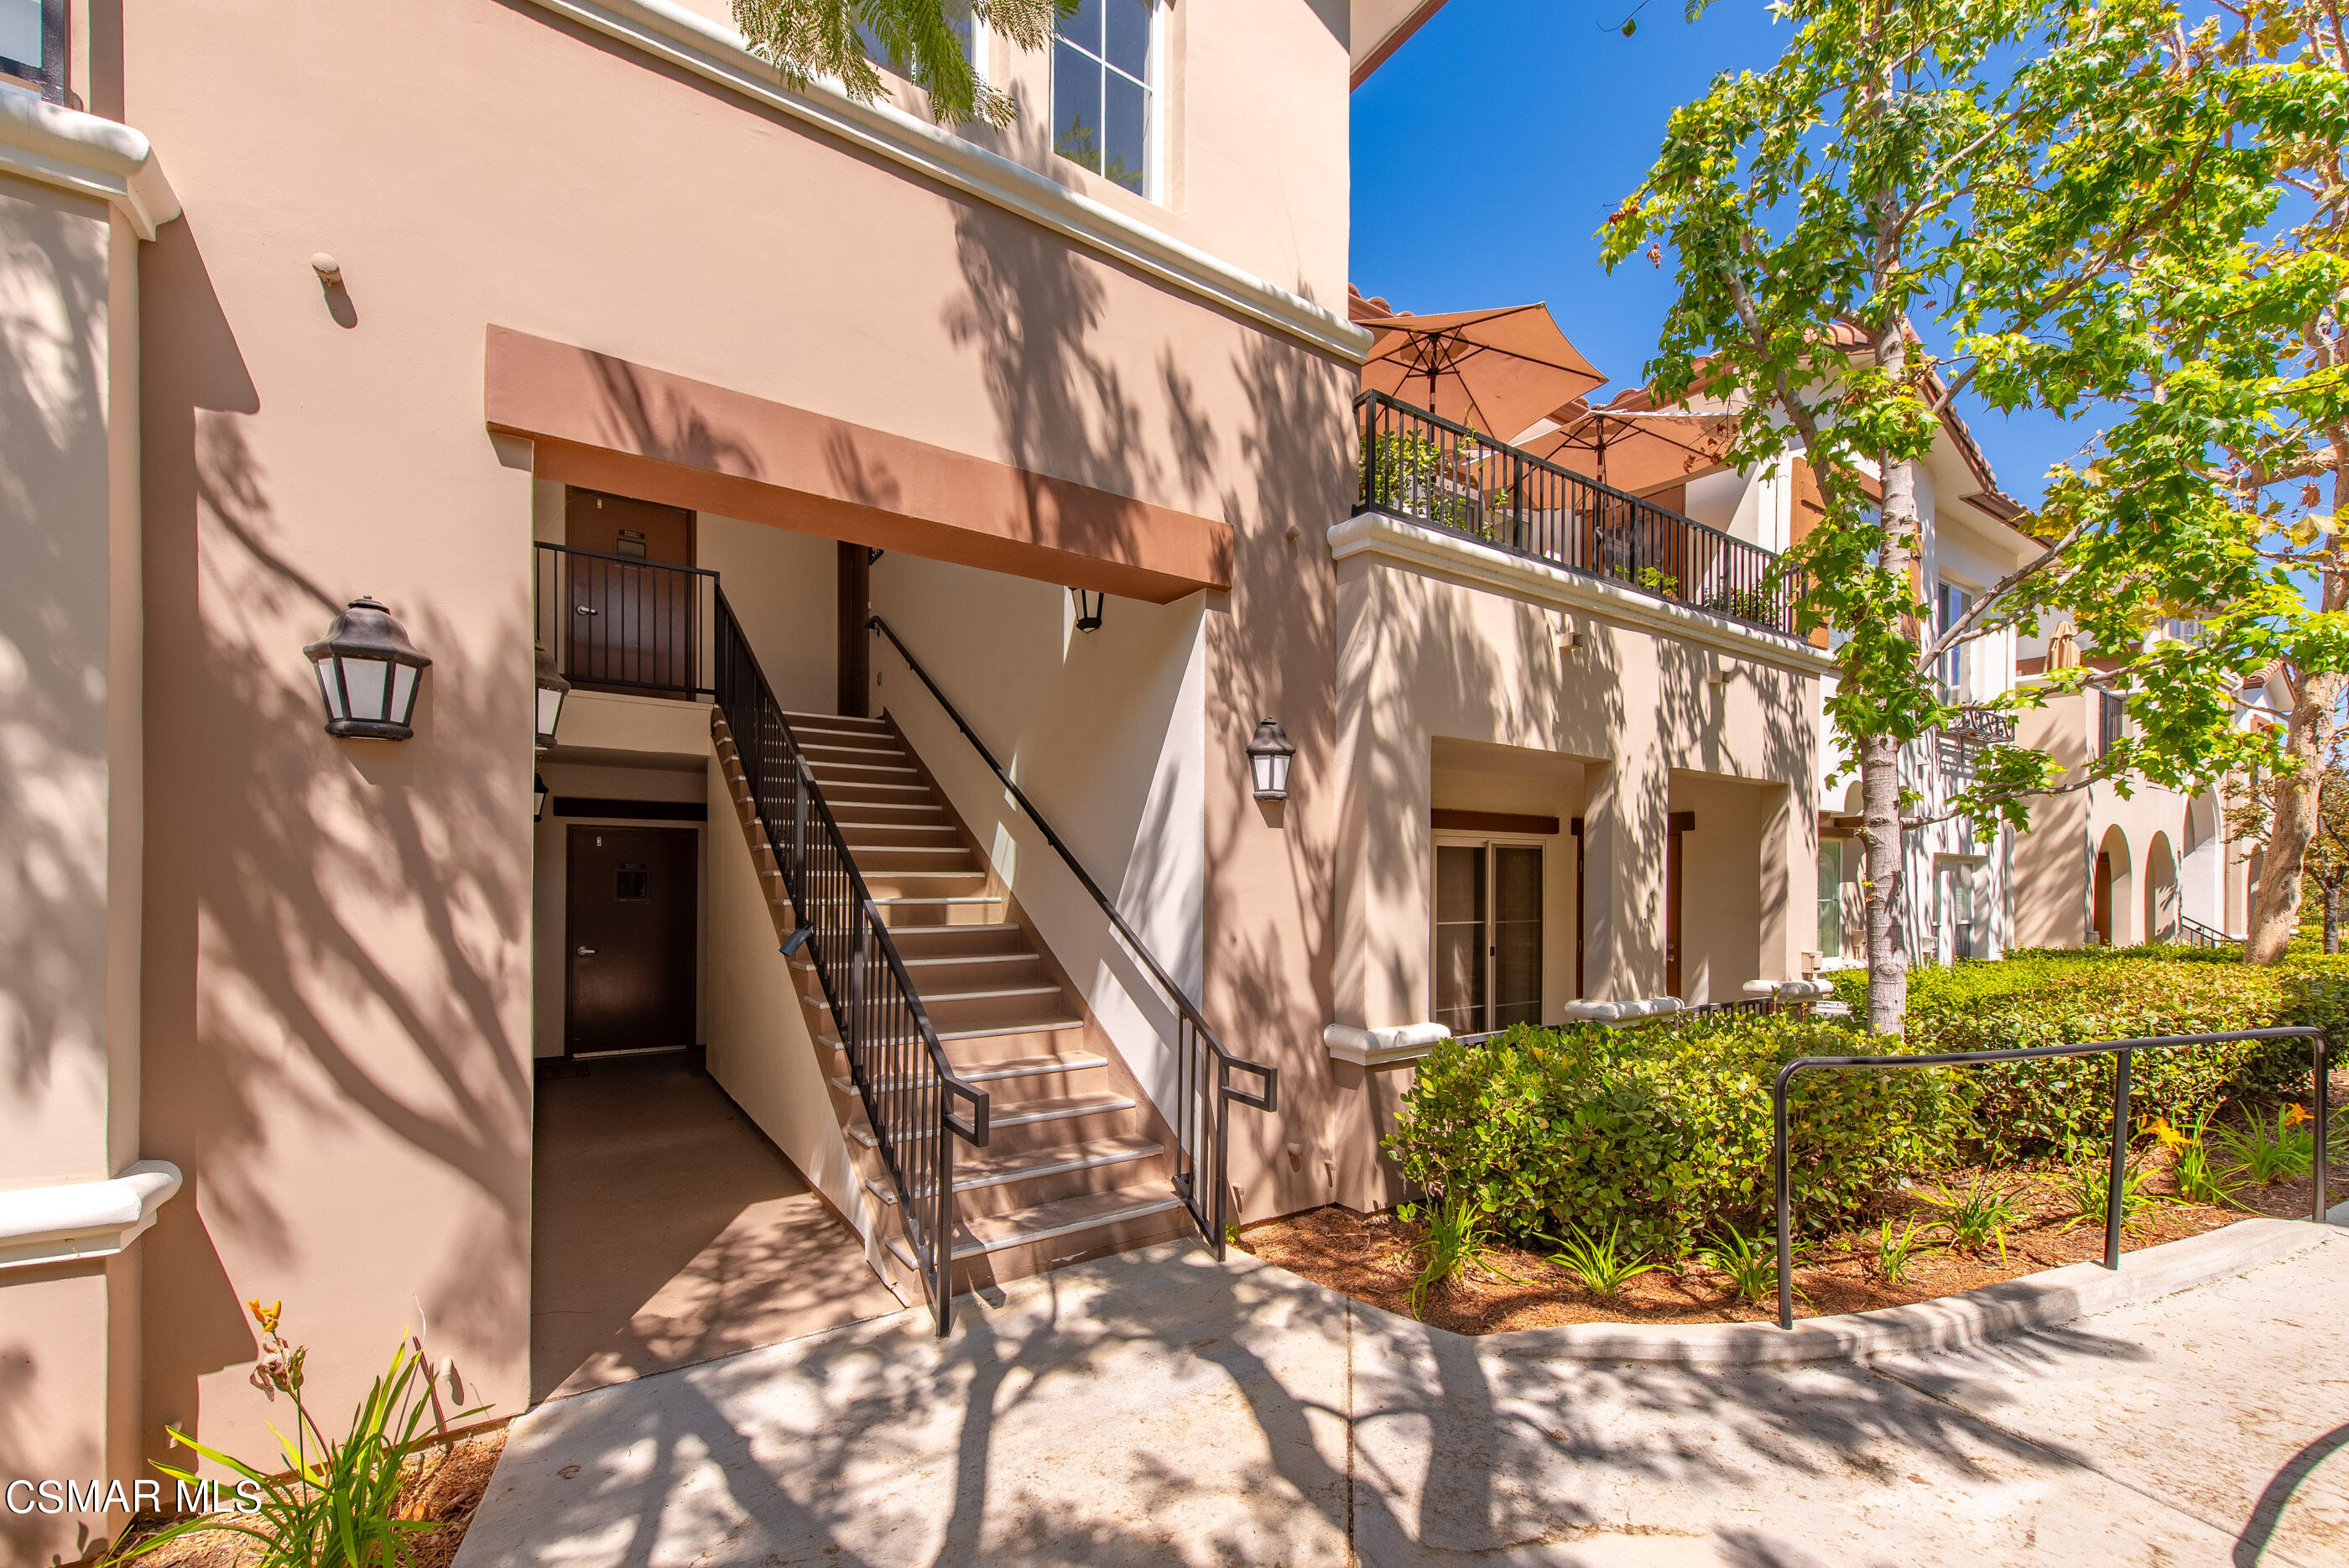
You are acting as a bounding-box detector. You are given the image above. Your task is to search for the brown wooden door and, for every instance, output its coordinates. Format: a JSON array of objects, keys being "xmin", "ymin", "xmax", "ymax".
[
  {"xmin": 565, "ymin": 826, "xmax": 698, "ymax": 1056},
  {"xmin": 2093, "ymin": 851, "xmax": 2113, "ymax": 946},
  {"xmin": 564, "ymin": 488, "xmax": 696, "ymax": 695}
]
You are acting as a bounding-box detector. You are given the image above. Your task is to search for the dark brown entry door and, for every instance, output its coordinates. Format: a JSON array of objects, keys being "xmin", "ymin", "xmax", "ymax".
[
  {"xmin": 2093, "ymin": 851, "xmax": 2113, "ymax": 946},
  {"xmin": 564, "ymin": 488, "xmax": 696, "ymax": 695},
  {"xmin": 565, "ymin": 826, "xmax": 698, "ymax": 1056},
  {"xmin": 1665, "ymin": 811, "xmax": 1695, "ymax": 997}
]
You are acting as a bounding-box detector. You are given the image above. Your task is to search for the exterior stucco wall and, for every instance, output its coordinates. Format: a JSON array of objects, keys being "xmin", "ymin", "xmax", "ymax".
[{"xmin": 116, "ymin": 0, "xmax": 1358, "ymax": 1466}]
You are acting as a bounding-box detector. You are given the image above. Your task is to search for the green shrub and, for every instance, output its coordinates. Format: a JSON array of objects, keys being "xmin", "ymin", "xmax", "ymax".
[
  {"xmin": 1826, "ymin": 951, "xmax": 2343, "ymax": 1160},
  {"xmin": 1383, "ymin": 1018, "xmax": 1969, "ymax": 1258}
]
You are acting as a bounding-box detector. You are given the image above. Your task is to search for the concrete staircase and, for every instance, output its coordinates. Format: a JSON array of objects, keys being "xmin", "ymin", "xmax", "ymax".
[{"xmin": 712, "ymin": 707, "xmax": 1192, "ymax": 1300}]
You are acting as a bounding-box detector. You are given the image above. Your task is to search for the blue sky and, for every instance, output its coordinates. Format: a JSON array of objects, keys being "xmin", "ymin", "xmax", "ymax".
[{"xmin": 1348, "ymin": 0, "xmax": 2091, "ymax": 507}]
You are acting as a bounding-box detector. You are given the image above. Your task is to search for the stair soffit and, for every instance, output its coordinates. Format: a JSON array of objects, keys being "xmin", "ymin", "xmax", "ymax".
[{"xmin": 487, "ymin": 326, "xmax": 1232, "ymax": 603}]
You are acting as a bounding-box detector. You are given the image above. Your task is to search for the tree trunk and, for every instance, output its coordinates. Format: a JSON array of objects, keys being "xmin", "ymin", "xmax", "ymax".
[
  {"xmin": 1860, "ymin": 731, "xmax": 1908, "ymax": 1034},
  {"xmin": 2326, "ymin": 885, "xmax": 2340, "ymax": 955},
  {"xmin": 2248, "ymin": 675, "xmax": 2346, "ymax": 962}
]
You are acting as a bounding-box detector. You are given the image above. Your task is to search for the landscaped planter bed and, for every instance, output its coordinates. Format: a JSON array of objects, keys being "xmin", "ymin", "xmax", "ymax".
[{"xmin": 1241, "ymin": 1154, "xmax": 2341, "ymax": 1336}]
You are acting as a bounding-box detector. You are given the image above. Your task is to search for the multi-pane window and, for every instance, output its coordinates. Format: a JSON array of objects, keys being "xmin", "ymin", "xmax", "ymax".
[
  {"xmin": 1816, "ymin": 841, "xmax": 1845, "ymax": 960},
  {"xmin": 1054, "ymin": 0, "xmax": 1154, "ymax": 195},
  {"xmin": 2098, "ymin": 690, "xmax": 2126, "ymax": 758},
  {"xmin": 1434, "ymin": 842, "xmax": 1542, "ymax": 1035},
  {"xmin": 1938, "ymin": 581, "xmax": 1971, "ymax": 697},
  {"xmin": 0, "ymin": 0, "xmax": 64, "ymax": 102}
]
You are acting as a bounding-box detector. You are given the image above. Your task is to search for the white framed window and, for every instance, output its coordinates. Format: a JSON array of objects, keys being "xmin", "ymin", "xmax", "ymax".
[
  {"xmin": 1935, "ymin": 856, "xmax": 1983, "ymax": 963},
  {"xmin": 857, "ymin": 7, "xmax": 987, "ymax": 90},
  {"xmin": 1053, "ymin": 0, "xmax": 1159, "ymax": 197},
  {"xmin": 1816, "ymin": 840, "xmax": 1846, "ymax": 959},
  {"xmin": 1938, "ymin": 581, "xmax": 1972, "ymax": 698}
]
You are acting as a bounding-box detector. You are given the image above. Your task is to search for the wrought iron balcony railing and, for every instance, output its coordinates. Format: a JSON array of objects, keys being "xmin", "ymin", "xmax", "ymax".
[{"xmin": 1355, "ymin": 390, "xmax": 1806, "ymax": 638}]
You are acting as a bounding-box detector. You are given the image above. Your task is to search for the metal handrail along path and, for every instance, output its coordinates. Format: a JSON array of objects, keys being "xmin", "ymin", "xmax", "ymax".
[
  {"xmin": 867, "ymin": 614, "xmax": 1278, "ymax": 1258},
  {"xmin": 1770, "ymin": 1026, "xmax": 2331, "ymax": 1330},
  {"xmin": 1354, "ymin": 389, "xmax": 1808, "ymax": 639},
  {"xmin": 716, "ymin": 592, "xmax": 988, "ymax": 1335}
]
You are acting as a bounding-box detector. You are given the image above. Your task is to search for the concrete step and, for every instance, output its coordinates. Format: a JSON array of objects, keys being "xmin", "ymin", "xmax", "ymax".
[
  {"xmin": 860, "ymin": 1136, "xmax": 1164, "ymax": 1206},
  {"xmin": 799, "ymin": 738, "xmax": 909, "ymax": 762},
  {"xmin": 806, "ymin": 759, "xmax": 924, "ymax": 784},
  {"xmin": 884, "ymin": 923, "xmax": 1031, "ymax": 957},
  {"xmin": 841, "ymin": 845, "xmax": 979, "ymax": 868},
  {"xmin": 845, "ymin": 1088, "xmax": 1133, "ymax": 1149},
  {"xmin": 882, "ymin": 1184, "xmax": 1187, "ymax": 1269},
  {"xmin": 819, "ymin": 1016, "xmax": 1085, "ymax": 1053},
  {"xmin": 784, "ymin": 711, "xmax": 891, "ymax": 732},
  {"xmin": 828, "ymin": 1050, "xmax": 1107, "ymax": 1097},
  {"xmin": 896, "ymin": 951, "xmax": 1051, "ymax": 992}
]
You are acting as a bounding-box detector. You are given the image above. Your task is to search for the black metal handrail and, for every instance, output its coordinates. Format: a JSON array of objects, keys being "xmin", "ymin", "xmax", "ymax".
[
  {"xmin": 715, "ymin": 593, "xmax": 987, "ymax": 1336},
  {"xmin": 867, "ymin": 614, "xmax": 1278, "ymax": 1259},
  {"xmin": 2175, "ymin": 915, "xmax": 2232, "ymax": 951},
  {"xmin": 1354, "ymin": 389, "xmax": 1807, "ymax": 638},
  {"xmin": 1770, "ymin": 1025, "xmax": 2331, "ymax": 1329},
  {"xmin": 534, "ymin": 541, "xmax": 717, "ymax": 701}
]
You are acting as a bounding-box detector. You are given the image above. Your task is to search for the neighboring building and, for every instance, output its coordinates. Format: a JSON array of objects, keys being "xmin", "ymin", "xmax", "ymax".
[{"xmin": 0, "ymin": 3, "xmax": 2254, "ymax": 1562}]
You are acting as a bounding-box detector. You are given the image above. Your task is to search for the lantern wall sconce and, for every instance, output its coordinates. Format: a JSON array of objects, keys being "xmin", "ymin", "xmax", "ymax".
[
  {"xmin": 534, "ymin": 773, "xmax": 549, "ymax": 823},
  {"xmin": 305, "ymin": 596, "xmax": 431, "ymax": 740},
  {"xmin": 1071, "ymin": 587, "xmax": 1105, "ymax": 633},
  {"xmin": 535, "ymin": 643, "xmax": 570, "ymax": 750},
  {"xmin": 1247, "ymin": 718, "xmax": 1295, "ymax": 800}
]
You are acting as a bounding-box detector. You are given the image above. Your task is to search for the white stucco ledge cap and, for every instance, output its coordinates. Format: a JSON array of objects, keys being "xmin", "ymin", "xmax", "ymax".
[
  {"xmin": 1742, "ymin": 978, "xmax": 1838, "ymax": 999},
  {"xmin": 0, "ymin": 1160, "xmax": 184, "ymax": 1270},
  {"xmin": 1309, "ymin": 1216, "xmax": 2333, "ymax": 1367},
  {"xmin": 0, "ymin": 93, "xmax": 180, "ymax": 239},
  {"xmin": 1326, "ymin": 1021, "xmax": 1452, "ymax": 1068},
  {"xmin": 1561, "ymin": 996, "xmax": 1684, "ymax": 1026},
  {"xmin": 520, "ymin": 0, "xmax": 1371, "ymax": 363},
  {"xmin": 1329, "ymin": 511, "xmax": 1841, "ymax": 676}
]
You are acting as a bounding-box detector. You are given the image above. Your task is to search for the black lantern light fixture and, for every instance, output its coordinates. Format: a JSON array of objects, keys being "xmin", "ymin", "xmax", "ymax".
[
  {"xmin": 305, "ymin": 596, "xmax": 431, "ymax": 740},
  {"xmin": 1071, "ymin": 586, "xmax": 1105, "ymax": 633},
  {"xmin": 534, "ymin": 772, "xmax": 550, "ymax": 823},
  {"xmin": 534, "ymin": 643, "xmax": 570, "ymax": 750},
  {"xmin": 1246, "ymin": 718, "xmax": 1296, "ymax": 800}
]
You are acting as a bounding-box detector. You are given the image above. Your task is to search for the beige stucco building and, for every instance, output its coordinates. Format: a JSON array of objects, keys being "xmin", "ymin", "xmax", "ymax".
[{"xmin": 0, "ymin": 0, "xmax": 2257, "ymax": 1558}]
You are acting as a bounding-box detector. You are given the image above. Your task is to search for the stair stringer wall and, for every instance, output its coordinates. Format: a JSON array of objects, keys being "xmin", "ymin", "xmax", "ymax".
[
  {"xmin": 875, "ymin": 684, "xmax": 1206, "ymax": 1140},
  {"xmin": 701, "ymin": 741, "xmax": 906, "ymax": 1300}
]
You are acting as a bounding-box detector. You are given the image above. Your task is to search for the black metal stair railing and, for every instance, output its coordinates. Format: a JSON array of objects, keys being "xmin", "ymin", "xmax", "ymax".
[
  {"xmin": 714, "ymin": 591, "xmax": 987, "ymax": 1336},
  {"xmin": 1355, "ymin": 388, "xmax": 1806, "ymax": 638},
  {"xmin": 868, "ymin": 615, "xmax": 1277, "ymax": 1259},
  {"xmin": 534, "ymin": 540, "xmax": 716, "ymax": 700}
]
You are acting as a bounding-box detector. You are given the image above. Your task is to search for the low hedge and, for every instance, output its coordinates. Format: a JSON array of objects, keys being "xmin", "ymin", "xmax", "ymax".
[
  {"xmin": 1383, "ymin": 1018, "xmax": 1968, "ymax": 1257},
  {"xmin": 1829, "ymin": 951, "xmax": 2344, "ymax": 1161}
]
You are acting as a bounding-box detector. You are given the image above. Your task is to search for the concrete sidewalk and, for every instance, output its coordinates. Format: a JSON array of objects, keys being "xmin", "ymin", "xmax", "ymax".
[{"xmin": 456, "ymin": 1225, "xmax": 2349, "ymax": 1566}]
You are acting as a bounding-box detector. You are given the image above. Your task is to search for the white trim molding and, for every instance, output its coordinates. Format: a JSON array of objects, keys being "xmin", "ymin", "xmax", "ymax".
[
  {"xmin": 1560, "ymin": 996, "xmax": 1684, "ymax": 1028},
  {"xmin": 1329, "ymin": 511, "xmax": 1842, "ymax": 678},
  {"xmin": 1325, "ymin": 1020, "xmax": 1451, "ymax": 1068},
  {"xmin": 0, "ymin": 93, "xmax": 180, "ymax": 238},
  {"xmin": 522, "ymin": 0, "xmax": 1372, "ymax": 363},
  {"xmin": 0, "ymin": 1161, "xmax": 184, "ymax": 1270}
]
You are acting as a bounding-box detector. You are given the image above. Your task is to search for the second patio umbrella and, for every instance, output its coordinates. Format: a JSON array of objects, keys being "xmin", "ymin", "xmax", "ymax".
[{"xmin": 1525, "ymin": 395, "xmax": 1740, "ymax": 495}]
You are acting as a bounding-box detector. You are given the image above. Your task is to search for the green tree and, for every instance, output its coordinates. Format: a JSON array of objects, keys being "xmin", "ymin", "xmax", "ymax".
[
  {"xmin": 1603, "ymin": 0, "xmax": 2331, "ymax": 1031},
  {"xmin": 731, "ymin": 0, "xmax": 1070, "ymax": 128},
  {"xmin": 2204, "ymin": 0, "xmax": 2349, "ymax": 963}
]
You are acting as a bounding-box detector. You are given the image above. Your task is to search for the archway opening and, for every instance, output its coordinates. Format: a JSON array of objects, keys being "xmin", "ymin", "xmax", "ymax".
[
  {"xmin": 2144, "ymin": 831, "xmax": 2179, "ymax": 943},
  {"xmin": 2094, "ymin": 826, "xmax": 2134, "ymax": 946}
]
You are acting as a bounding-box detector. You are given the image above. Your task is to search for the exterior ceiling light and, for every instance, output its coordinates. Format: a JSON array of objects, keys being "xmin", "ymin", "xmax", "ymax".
[
  {"xmin": 1072, "ymin": 587, "xmax": 1105, "ymax": 633},
  {"xmin": 1247, "ymin": 718, "xmax": 1296, "ymax": 800},
  {"xmin": 305, "ymin": 596, "xmax": 430, "ymax": 741},
  {"xmin": 535, "ymin": 643, "xmax": 570, "ymax": 749}
]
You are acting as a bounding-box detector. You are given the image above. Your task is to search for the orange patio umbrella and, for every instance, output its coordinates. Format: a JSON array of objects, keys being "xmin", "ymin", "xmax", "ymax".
[
  {"xmin": 1523, "ymin": 394, "xmax": 1740, "ymax": 494},
  {"xmin": 1356, "ymin": 304, "xmax": 1608, "ymax": 443}
]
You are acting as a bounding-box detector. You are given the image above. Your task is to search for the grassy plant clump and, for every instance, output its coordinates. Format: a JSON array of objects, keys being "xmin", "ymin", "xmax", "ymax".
[
  {"xmin": 2044, "ymin": 1140, "xmax": 2157, "ymax": 1234},
  {"xmin": 1918, "ymin": 1176, "xmax": 2029, "ymax": 1259},
  {"xmin": 1544, "ymin": 1221, "xmax": 1663, "ymax": 1296},
  {"xmin": 110, "ymin": 1300, "xmax": 483, "ymax": 1568},
  {"xmin": 1872, "ymin": 1219, "xmax": 1929, "ymax": 1284},
  {"xmin": 1696, "ymin": 1225, "xmax": 1780, "ymax": 1303},
  {"xmin": 2212, "ymin": 1105, "xmax": 2320, "ymax": 1185},
  {"xmin": 1402, "ymin": 1194, "xmax": 1518, "ymax": 1317},
  {"xmin": 2148, "ymin": 1111, "xmax": 2246, "ymax": 1209}
]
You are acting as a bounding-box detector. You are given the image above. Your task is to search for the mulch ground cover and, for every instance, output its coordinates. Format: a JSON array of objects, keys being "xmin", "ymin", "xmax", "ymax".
[{"xmin": 1239, "ymin": 1147, "xmax": 2344, "ymax": 1336}]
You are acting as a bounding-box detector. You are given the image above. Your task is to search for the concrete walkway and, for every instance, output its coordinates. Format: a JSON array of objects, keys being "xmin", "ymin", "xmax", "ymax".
[{"xmin": 459, "ymin": 1224, "xmax": 2349, "ymax": 1566}]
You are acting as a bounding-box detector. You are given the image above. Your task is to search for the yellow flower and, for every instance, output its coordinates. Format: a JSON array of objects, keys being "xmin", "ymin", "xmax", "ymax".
[
  {"xmin": 246, "ymin": 1298, "xmax": 284, "ymax": 1334},
  {"xmin": 2283, "ymin": 1104, "xmax": 2311, "ymax": 1128},
  {"xmin": 2145, "ymin": 1117, "xmax": 2188, "ymax": 1151}
]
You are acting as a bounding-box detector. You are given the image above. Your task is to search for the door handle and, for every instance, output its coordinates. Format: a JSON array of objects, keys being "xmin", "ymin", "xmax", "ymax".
[
  {"xmin": 576, "ymin": 945, "xmax": 597, "ymax": 956},
  {"xmin": 574, "ymin": 605, "xmax": 597, "ymax": 616}
]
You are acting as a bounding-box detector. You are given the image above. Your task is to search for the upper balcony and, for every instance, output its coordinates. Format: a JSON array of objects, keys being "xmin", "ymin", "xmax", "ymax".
[{"xmin": 1353, "ymin": 391, "xmax": 1807, "ymax": 640}]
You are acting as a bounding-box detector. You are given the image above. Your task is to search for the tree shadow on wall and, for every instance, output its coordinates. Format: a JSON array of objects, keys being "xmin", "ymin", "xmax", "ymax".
[{"xmin": 133, "ymin": 213, "xmax": 535, "ymax": 1477}]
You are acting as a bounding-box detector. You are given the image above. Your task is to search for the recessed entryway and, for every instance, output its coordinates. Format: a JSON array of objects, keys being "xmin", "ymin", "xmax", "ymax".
[{"xmin": 565, "ymin": 824, "xmax": 697, "ymax": 1057}]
